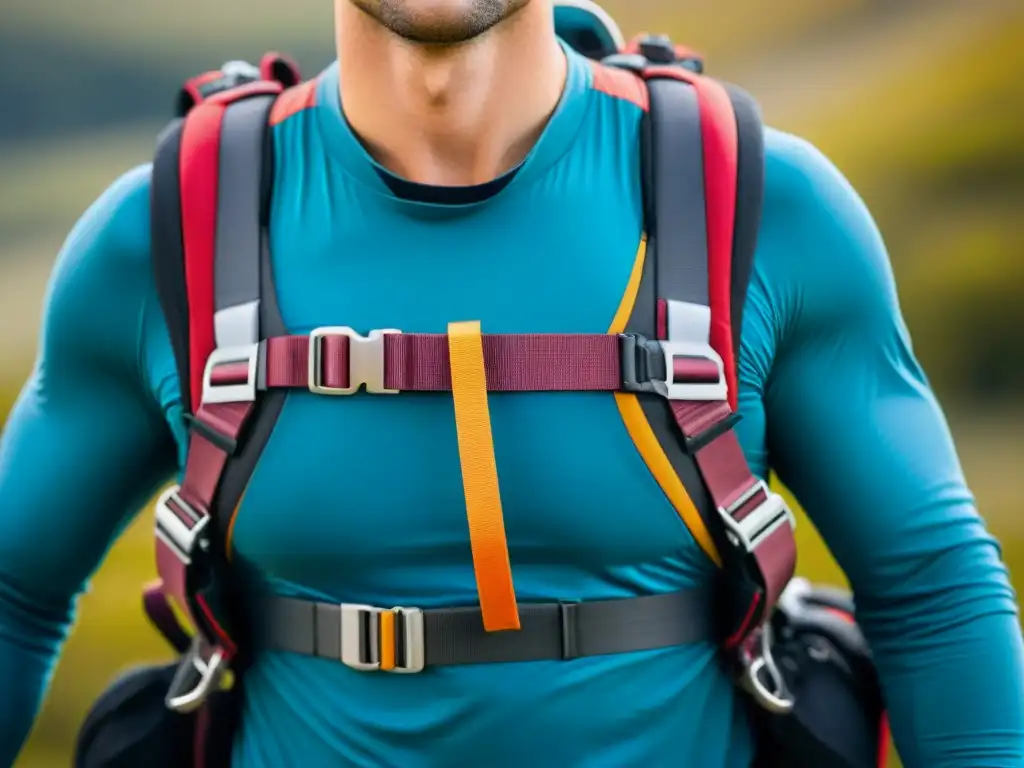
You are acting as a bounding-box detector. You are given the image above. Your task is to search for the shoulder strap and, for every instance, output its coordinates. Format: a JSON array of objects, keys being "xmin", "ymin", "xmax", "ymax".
[
  {"xmin": 152, "ymin": 54, "xmax": 300, "ymax": 415},
  {"xmin": 723, "ymin": 84, "xmax": 764, "ymax": 362},
  {"xmin": 150, "ymin": 76, "xmax": 288, "ymax": 713},
  {"xmin": 639, "ymin": 65, "xmax": 796, "ymax": 660}
]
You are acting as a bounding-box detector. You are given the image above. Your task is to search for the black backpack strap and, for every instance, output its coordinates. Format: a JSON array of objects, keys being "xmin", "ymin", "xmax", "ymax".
[
  {"xmin": 152, "ymin": 118, "xmax": 192, "ymax": 415},
  {"xmin": 724, "ymin": 84, "xmax": 765, "ymax": 360},
  {"xmin": 148, "ymin": 74, "xmax": 290, "ymax": 715},
  {"xmin": 637, "ymin": 64, "xmax": 797, "ymax": 686}
]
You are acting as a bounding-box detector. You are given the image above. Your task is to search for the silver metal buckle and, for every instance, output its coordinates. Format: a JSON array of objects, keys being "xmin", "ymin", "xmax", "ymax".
[
  {"xmin": 718, "ymin": 480, "xmax": 796, "ymax": 554},
  {"xmin": 390, "ymin": 606, "xmax": 426, "ymax": 674},
  {"xmin": 165, "ymin": 639, "xmax": 228, "ymax": 713},
  {"xmin": 201, "ymin": 343, "xmax": 260, "ymax": 405},
  {"xmin": 339, "ymin": 603, "xmax": 425, "ymax": 674},
  {"xmin": 739, "ymin": 623, "xmax": 795, "ymax": 715},
  {"xmin": 154, "ymin": 485, "xmax": 210, "ymax": 564},
  {"xmin": 658, "ymin": 340, "xmax": 728, "ymax": 402},
  {"xmin": 307, "ymin": 327, "xmax": 401, "ymax": 396}
]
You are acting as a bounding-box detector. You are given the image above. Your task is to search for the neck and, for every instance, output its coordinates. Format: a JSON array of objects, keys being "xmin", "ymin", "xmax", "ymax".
[{"xmin": 335, "ymin": 1, "xmax": 566, "ymax": 186}]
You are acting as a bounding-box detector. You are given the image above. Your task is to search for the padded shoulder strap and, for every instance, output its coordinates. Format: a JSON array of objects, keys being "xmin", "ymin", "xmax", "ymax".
[
  {"xmin": 151, "ymin": 81, "xmax": 289, "ymax": 713},
  {"xmin": 151, "ymin": 82, "xmax": 281, "ymax": 415},
  {"xmin": 641, "ymin": 68, "xmax": 764, "ymax": 411},
  {"xmin": 640, "ymin": 66, "xmax": 796, "ymax": 657},
  {"xmin": 643, "ymin": 67, "xmax": 738, "ymax": 408}
]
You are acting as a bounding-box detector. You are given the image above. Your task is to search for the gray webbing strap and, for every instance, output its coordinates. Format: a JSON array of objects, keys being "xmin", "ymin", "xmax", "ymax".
[
  {"xmin": 646, "ymin": 77, "xmax": 708, "ymax": 307},
  {"xmin": 259, "ymin": 588, "xmax": 716, "ymax": 670},
  {"xmin": 212, "ymin": 94, "xmax": 274, "ymax": 349}
]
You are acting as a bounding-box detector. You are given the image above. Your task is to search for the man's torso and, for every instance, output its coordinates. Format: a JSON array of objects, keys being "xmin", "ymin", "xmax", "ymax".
[{"xmin": 145, "ymin": 49, "xmax": 775, "ymax": 767}]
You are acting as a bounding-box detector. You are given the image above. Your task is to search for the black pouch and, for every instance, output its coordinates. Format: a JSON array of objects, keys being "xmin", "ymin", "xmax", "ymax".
[
  {"xmin": 75, "ymin": 662, "xmax": 244, "ymax": 768},
  {"xmin": 749, "ymin": 579, "xmax": 888, "ymax": 768},
  {"xmin": 74, "ymin": 663, "xmax": 196, "ymax": 768}
]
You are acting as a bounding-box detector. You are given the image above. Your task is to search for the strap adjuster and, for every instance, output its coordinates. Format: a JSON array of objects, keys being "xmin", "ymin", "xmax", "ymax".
[
  {"xmin": 619, "ymin": 333, "xmax": 727, "ymax": 402},
  {"xmin": 201, "ymin": 343, "xmax": 260, "ymax": 405},
  {"xmin": 307, "ymin": 327, "xmax": 401, "ymax": 395},
  {"xmin": 154, "ymin": 486, "xmax": 210, "ymax": 564},
  {"xmin": 718, "ymin": 480, "xmax": 795, "ymax": 554},
  {"xmin": 339, "ymin": 603, "xmax": 425, "ymax": 673}
]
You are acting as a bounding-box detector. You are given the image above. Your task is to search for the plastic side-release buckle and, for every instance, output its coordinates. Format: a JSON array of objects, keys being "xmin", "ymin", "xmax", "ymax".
[{"xmin": 307, "ymin": 327, "xmax": 401, "ymax": 395}]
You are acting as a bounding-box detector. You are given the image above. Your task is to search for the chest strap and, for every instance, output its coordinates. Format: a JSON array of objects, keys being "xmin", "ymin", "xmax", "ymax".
[
  {"xmin": 258, "ymin": 589, "xmax": 716, "ymax": 672},
  {"xmin": 200, "ymin": 328, "xmax": 724, "ymax": 401}
]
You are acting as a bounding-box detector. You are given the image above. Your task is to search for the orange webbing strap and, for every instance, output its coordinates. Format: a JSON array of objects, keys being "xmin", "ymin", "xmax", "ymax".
[{"xmin": 448, "ymin": 320, "xmax": 520, "ymax": 632}]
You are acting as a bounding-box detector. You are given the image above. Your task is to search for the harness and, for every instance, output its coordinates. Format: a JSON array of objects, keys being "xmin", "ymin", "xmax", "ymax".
[{"xmin": 145, "ymin": 43, "xmax": 798, "ymax": 720}]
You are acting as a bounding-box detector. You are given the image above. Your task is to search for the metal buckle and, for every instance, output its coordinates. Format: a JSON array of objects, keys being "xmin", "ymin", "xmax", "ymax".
[
  {"xmin": 154, "ymin": 486, "xmax": 210, "ymax": 564},
  {"xmin": 619, "ymin": 333, "xmax": 728, "ymax": 402},
  {"xmin": 165, "ymin": 639, "xmax": 228, "ymax": 713},
  {"xmin": 339, "ymin": 603, "xmax": 425, "ymax": 674},
  {"xmin": 739, "ymin": 623, "xmax": 795, "ymax": 715},
  {"xmin": 307, "ymin": 327, "xmax": 401, "ymax": 396},
  {"xmin": 201, "ymin": 343, "xmax": 260, "ymax": 405},
  {"xmin": 718, "ymin": 481, "xmax": 796, "ymax": 554}
]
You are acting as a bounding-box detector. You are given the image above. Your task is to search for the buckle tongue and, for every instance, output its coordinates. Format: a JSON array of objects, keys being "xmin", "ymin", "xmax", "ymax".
[
  {"xmin": 718, "ymin": 481, "xmax": 795, "ymax": 554},
  {"xmin": 307, "ymin": 327, "xmax": 401, "ymax": 395},
  {"xmin": 340, "ymin": 603, "xmax": 425, "ymax": 674}
]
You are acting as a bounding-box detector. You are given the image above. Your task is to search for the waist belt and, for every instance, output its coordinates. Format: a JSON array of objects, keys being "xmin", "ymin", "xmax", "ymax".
[{"xmin": 259, "ymin": 588, "xmax": 716, "ymax": 673}]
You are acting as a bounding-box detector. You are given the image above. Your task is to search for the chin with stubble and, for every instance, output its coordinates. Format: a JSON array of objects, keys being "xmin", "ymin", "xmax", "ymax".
[{"xmin": 348, "ymin": 0, "xmax": 532, "ymax": 45}]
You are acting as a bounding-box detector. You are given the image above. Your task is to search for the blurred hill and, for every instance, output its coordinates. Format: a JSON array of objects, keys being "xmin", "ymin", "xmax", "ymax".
[
  {"xmin": 2, "ymin": 0, "xmax": 1022, "ymax": 401},
  {"xmin": 1, "ymin": 1, "xmax": 1022, "ymax": 766}
]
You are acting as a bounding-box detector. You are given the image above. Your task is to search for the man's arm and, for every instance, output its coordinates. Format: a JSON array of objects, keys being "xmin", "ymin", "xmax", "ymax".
[
  {"xmin": 748, "ymin": 129, "xmax": 1024, "ymax": 766},
  {"xmin": 0, "ymin": 165, "xmax": 180, "ymax": 764}
]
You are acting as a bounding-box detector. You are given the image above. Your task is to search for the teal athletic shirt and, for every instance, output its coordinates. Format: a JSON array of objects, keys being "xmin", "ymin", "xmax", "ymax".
[{"xmin": 1, "ymin": 45, "xmax": 1023, "ymax": 767}]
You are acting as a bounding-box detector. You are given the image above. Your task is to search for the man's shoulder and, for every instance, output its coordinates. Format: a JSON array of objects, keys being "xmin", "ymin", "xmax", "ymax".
[
  {"xmin": 755, "ymin": 127, "xmax": 898, "ymax": 336},
  {"xmin": 42, "ymin": 163, "xmax": 157, "ymax": 365},
  {"xmin": 761, "ymin": 127, "xmax": 853, "ymax": 211},
  {"xmin": 69, "ymin": 162, "xmax": 153, "ymax": 276}
]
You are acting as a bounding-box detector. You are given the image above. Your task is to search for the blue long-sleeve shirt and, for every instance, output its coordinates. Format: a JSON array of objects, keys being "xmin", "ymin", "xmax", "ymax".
[{"xmin": 1, "ymin": 47, "xmax": 1021, "ymax": 767}]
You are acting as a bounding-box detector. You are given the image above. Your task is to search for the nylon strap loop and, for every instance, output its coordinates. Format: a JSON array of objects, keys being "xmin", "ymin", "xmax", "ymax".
[{"xmin": 448, "ymin": 320, "xmax": 520, "ymax": 632}]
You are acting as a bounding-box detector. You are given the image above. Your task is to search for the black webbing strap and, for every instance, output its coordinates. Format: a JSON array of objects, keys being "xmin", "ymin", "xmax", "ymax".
[
  {"xmin": 260, "ymin": 589, "xmax": 716, "ymax": 670},
  {"xmin": 151, "ymin": 117, "xmax": 193, "ymax": 415},
  {"xmin": 724, "ymin": 84, "xmax": 765, "ymax": 360}
]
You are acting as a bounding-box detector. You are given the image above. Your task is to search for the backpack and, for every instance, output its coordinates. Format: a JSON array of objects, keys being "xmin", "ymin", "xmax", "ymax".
[{"xmin": 75, "ymin": 4, "xmax": 887, "ymax": 767}]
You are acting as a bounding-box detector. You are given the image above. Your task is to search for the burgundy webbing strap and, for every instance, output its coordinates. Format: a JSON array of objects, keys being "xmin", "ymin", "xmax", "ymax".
[
  {"xmin": 255, "ymin": 332, "xmax": 622, "ymax": 392},
  {"xmin": 643, "ymin": 66, "xmax": 797, "ymax": 650}
]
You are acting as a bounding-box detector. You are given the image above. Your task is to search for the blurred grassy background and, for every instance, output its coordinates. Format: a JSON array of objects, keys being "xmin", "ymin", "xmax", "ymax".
[{"xmin": 1, "ymin": 0, "xmax": 1022, "ymax": 765}]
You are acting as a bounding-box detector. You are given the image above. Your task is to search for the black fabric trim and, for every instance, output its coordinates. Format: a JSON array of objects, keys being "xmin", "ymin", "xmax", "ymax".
[
  {"xmin": 151, "ymin": 118, "xmax": 192, "ymax": 416},
  {"xmin": 373, "ymin": 166, "xmax": 519, "ymax": 204},
  {"xmin": 724, "ymin": 84, "xmax": 765, "ymax": 368}
]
